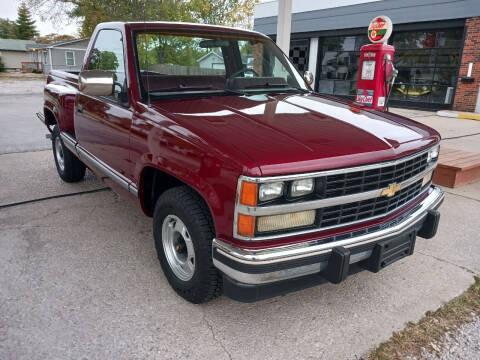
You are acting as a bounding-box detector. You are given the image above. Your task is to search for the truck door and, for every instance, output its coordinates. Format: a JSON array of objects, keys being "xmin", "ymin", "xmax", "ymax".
[{"xmin": 75, "ymin": 29, "xmax": 132, "ymax": 178}]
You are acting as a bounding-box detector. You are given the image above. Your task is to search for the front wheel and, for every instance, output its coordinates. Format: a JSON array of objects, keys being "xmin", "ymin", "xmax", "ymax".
[
  {"xmin": 52, "ymin": 125, "xmax": 86, "ymax": 182},
  {"xmin": 153, "ymin": 186, "xmax": 222, "ymax": 303}
]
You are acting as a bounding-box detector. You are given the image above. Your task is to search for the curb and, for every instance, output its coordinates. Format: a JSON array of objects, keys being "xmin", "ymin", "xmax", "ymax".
[{"xmin": 437, "ymin": 111, "xmax": 480, "ymax": 121}]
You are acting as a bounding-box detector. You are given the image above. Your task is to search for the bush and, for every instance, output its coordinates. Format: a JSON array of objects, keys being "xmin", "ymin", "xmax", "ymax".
[{"xmin": 0, "ymin": 56, "xmax": 4, "ymax": 72}]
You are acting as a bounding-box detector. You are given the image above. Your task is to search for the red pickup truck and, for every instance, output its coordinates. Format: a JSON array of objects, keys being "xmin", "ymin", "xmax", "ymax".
[{"xmin": 39, "ymin": 22, "xmax": 444, "ymax": 303}]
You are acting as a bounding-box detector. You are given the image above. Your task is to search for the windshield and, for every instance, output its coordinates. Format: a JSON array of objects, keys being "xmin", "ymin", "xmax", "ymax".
[{"xmin": 134, "ymin": 31, "xmax": 308, "ymax": 98}]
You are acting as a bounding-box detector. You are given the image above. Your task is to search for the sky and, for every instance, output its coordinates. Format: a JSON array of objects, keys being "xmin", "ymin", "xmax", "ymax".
[{"xmin": 1, "ymin": 0, "xmax": 79, "ymax": 36}]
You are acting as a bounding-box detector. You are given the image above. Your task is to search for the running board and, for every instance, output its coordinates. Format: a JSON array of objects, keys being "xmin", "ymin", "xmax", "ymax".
[{"xmin": 60, "ymin": 132, "xmax": 138, "ymax": 197}]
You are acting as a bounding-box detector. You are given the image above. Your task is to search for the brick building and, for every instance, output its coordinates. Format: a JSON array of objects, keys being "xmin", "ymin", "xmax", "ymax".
[{"xmin": 254, "ymin": 0, "xmax": 480, "ymax": 112}]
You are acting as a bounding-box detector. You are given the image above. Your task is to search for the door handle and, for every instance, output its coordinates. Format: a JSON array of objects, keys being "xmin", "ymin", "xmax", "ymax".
[{"xmin": 78, "ymin": 104, "xmax": 83, "ymax": 113}]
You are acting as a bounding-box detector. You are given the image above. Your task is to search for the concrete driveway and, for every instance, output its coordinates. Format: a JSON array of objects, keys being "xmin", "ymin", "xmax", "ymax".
[{"xmin": 0, "ymin": 83, "xmax": 479, "ymax": 359}]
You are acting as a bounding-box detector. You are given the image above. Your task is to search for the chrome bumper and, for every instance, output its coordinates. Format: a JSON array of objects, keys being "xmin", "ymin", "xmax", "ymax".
[{"xmin": 213, "ymin": 186, "xmax": 444, "ymax": 286}]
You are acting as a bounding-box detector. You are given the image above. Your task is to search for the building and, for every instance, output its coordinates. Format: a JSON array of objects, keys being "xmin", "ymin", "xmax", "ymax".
[
  {"xmin": 197, "ymin": 51, "xmax": 226, "ymax": 70},
  {"xmin": 254, "ymin": 0, "xmax": 480, "ymax": 112},
  {"xmin": 0, "ymin": 38, "xmax": 37, "ymax": 71},
  {"xmin": 28, "ymin": 38, "xmax": 90, "ymax": 74}
]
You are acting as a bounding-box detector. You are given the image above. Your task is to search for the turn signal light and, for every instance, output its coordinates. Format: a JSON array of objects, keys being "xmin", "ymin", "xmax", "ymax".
[
  {"xmin": 240, "ymin": 181, "xmax": 258, "ymax": 206},
  {"xmin": 237, "ymin": 214, "xmax": 255, "ymax": 237}
]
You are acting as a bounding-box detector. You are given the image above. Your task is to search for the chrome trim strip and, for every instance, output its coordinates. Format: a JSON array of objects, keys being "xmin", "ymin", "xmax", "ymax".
[
  {"xmin": 238, "ymin": 164, "xmax": 436, "ymax": 217},
  {"xmin": 59, "ymin": 132, "xmax": 138, "ymax": 198},
  {"xmin": 241, "ymin": 146, "xmax": 434, "ymax": 183},
  {"xmin": 36, "ymin": 112, "xmax": 46, "ymax": 125},
  {"xmin": 60, "ymin": 132, "xmax": 77, "ymax": 153},
  {"xmin": 77, "ymin": 146, "xmax": 131, "ymax": 192},
  {"xmin": 213, "ymin": 248, "xmax": 374, "ymax": 285},
  {"xmin": 217, "ymin": 186, "xmax": 443, "ymax": 266}
]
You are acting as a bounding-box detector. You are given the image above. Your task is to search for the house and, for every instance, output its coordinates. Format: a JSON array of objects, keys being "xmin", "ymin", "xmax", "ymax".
[
  {"xmin": 0, "ymin": 38, "xmax": 37, "ymax": 70},
  {"xmin": 28, "ymin": 38, "xmax": 90, "ymax": 74},
  {"xmin": 196, "ymin": 51, "xmax": 225, "ymax": 70}
]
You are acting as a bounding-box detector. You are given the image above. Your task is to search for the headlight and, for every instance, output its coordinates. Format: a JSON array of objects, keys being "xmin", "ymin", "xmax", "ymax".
[
  {"xmin": 257, "ymin": 210, "xmax": 316, "ymax": 232},
  {"xmin": 259, "ymin": 182, "xmax": 284, "ymax": 202},
  {"xmin": 291, "ymin": 178, "xmax": 314, "ymax": 197},
  {"xmin": 427, "ymin": 145, "xmax": 440, "ymax": 163}
]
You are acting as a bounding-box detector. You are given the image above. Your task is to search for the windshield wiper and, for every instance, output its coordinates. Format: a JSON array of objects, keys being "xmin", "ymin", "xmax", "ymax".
[
  {"xmin": 150, "ymin": 84, "xmax": 218, "ymax": 92},
  {"xmin": 243, "ymin": 83, "xmax": 289, "ymax": 89},
  {"xmin": 149, "ymin": 84, "xmax": 246, "ymax": 97}
]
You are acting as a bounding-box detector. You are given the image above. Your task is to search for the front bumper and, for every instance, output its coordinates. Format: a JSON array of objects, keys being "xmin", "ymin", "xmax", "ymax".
[{"xmin": 213, "ymin": 186, "xmax": 444, "ymax": 302}]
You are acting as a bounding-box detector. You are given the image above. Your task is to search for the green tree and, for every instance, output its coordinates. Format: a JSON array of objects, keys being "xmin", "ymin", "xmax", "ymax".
[
  {"xmin": 15, "ymin": 2, "xmax": 39, "ymax": 40},
  {"xmin": 89, "ymin": 49, "xmax": 119, "ymax": 73},
  {"xmin": 0, "ymin": 55, "xmax": 5, "ymax": 72},
  {"xmin": 0, "ymin": 18, "xmax": 16, "ymax": 39},
  {"xmin": 27, "ymin": 0, "xmax": 258, "ymax": 37},
  {"xmin": 35, "ymin": 33, "xmax": 76, "ymax": 44}
]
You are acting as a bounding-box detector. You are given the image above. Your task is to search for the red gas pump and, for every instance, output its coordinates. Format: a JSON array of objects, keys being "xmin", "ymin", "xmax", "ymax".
[{"xmin": 356, "ymin": 15, "xmax": 398, "ymax": 111}]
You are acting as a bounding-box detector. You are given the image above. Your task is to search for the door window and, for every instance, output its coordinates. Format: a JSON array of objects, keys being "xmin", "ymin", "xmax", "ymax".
[{"xmin": 88, "ymin": 29, "xmax": 127, "ymax": 104}]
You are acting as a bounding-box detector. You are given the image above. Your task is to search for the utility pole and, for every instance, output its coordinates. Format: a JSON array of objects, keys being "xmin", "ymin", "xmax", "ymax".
[{"xmin": 276, "ymin": 0, "xmax": 292, "ymax": 55}]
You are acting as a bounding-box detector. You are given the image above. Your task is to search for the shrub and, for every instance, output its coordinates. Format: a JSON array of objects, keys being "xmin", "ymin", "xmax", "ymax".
[{"xmin": 0, "ymin": 56, "xmax": 4, "ymax": 72}]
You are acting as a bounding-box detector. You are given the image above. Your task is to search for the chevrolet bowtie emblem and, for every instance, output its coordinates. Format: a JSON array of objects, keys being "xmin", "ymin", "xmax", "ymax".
[{"xmin": 381, "ymin": 183, "xmax": 402, "ymax": 197}]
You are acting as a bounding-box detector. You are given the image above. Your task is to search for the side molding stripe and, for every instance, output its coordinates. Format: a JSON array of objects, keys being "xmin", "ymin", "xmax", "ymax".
[{"xmin": 60, "ymin": 132, "xmax": 138, "ymax": 197}]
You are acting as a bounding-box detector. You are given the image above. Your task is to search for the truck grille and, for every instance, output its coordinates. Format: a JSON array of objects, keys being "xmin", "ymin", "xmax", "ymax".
[
  {"xmin": 323, "ymin": 152, "xmax": 428, "ymax": 198},
  {"xmin": 317, "ymin": 179, "xmax": 424, "ymax": 228}
]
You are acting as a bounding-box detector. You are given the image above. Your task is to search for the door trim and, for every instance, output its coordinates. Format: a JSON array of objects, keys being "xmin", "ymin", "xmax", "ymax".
[{"xmin": 60, "ymin": 132, "xmax": 138, "ymax": 197}]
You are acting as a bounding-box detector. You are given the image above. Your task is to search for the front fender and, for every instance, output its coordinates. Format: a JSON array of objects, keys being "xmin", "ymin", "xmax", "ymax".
[{"xmin": 132, "ymin": 116, "xmax": 244, "ymax": 240}]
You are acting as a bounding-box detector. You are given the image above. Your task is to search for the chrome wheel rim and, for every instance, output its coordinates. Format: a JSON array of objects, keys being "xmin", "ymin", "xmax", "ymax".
[
  {"xmin": 162, "ymin": 215, "xmax": 195, "ymax": 281},
  {"xmin": 55, "ymin": 136, "xmax": 65, "ymax": 171}
]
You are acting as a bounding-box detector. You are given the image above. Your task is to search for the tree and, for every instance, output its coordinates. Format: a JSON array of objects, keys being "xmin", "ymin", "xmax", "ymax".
[
  {"xmin": 0, "ymin": 18, "xmax": 16, "ymax": 39},
  {"xmin": 27, "ymin": 0, "xmax": 258, "ymax": 37},
  {"xmin": 15, "ymin": 2, "xmax": 38, "ymax": 40},
  {"xmin": 35, "ymin": 33, "xmax": 76, "ymax": 44}
]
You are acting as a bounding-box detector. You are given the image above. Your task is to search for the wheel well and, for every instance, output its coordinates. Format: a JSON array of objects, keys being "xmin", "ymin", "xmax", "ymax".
[
  {"xmin": 44, "ymin": 108, "xmax": 57, "ymax": 126},
  {"xmin": 141, "ymin": 167, "xmax": 187, "ymax": 216}
]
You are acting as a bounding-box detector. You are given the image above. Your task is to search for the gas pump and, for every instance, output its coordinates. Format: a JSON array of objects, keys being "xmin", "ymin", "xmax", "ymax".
[{"xmin": 356, "ymin": 15, "xmax": 398, "ymax": 111}]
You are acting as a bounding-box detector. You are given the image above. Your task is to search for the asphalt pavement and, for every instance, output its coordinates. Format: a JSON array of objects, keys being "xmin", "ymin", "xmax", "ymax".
[{"xmin": 0, "ymin": 80, "xmax": 479, "ymax": 360}]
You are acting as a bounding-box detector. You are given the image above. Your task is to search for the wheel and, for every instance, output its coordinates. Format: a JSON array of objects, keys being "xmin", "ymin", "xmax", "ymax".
[
  {"xmin": 153, "ymin": 186, "xmax": 222, "ymax": 303},
  {"xmin": 52, "ymin": 125, "xmax": 86, "ymax": 182}
]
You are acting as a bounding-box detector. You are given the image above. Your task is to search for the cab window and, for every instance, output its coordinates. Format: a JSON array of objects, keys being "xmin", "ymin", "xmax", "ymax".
[{"xmin": 88, "ymin": 29, "xmax": 127, "ymax": 104}]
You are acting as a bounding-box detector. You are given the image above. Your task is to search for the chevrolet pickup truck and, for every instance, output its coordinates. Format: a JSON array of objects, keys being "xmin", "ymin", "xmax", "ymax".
[{"xmin": 38, "ymin": 21, "xmax": 444, "ymax": 303}]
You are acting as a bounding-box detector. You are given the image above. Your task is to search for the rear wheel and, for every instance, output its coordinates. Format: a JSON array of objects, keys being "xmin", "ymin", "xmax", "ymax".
[
  {"xmin": 153, "ymin": 186, "xmax": 222, "ymax": 303},
  {"xmin": 52, "ymin": 125, "xmax": 86, "ymax": 182}
]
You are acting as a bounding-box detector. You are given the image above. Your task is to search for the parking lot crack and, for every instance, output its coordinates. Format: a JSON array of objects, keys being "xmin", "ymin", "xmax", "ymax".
[
  {"xmin": 202, "ymin": 310, "xmax": 233, "ymax": 360},
  {"xmin": 417, "ymin": 251, "xmax": 478, "ymax": 276},
  {"xmin": 442, "ymin": 190, "xmax": 480, "ymax": 203}
]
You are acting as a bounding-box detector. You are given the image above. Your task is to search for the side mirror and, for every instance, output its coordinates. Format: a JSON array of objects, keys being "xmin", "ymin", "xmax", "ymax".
[
  {"xmin": 303, "ymin": 70, "xmax": 314, "ymax": 86},
  {"xmin": 79, "ymin": 70, "xmax": 114, "ymax": 96}
]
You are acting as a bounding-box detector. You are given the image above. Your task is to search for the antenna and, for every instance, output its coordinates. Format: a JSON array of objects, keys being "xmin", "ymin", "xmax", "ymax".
[{"xmin": 142, "ymin": 0, "xmax": 152, "ymax": 108}]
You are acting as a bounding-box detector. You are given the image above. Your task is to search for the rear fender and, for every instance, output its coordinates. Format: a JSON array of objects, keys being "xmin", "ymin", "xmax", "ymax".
[{"xmin": 44, "ymin": 81, "xmax": 77, "ymax": 133}]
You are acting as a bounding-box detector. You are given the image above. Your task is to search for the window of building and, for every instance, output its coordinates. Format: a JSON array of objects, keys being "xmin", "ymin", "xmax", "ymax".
[
  {"xmin": 289, "ymin": 39, "xmax": 309, "ymax": 73},
  {"xmin": 317, "ymin": 35, "xmax": 368, "ymax": 96},
  {"xmin": 65, "ymin": 51, "xmax": 75, "ymax": 66},
  {"xmin": 43, "ymin": 51, "xmax": 48, "ymax": 65},
  {"xmin": 390, "ymin": 28, "xmax": 462, "ymax": 106},
  {"xmin": 87, "ymin": 29, "xmax": 127, "ymax": 104},
  {"xmin": 316, "ymin": 28, "xmax": 462, "ymax": 108}
]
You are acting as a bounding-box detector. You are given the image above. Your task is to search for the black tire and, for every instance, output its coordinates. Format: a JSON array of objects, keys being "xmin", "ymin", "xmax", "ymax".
[
  {"xmin": 52, "ymin": 125, "xmax": 86, "ymax": 182},
  {"xmin": 153, "ymin": 186, "xmax": 222, "ymax": 303}
]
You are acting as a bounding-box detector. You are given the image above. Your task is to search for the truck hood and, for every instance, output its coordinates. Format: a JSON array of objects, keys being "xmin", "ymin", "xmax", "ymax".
[{"xmin": 151, "ymin": 93, "xmax": 439, "ymax": 176}]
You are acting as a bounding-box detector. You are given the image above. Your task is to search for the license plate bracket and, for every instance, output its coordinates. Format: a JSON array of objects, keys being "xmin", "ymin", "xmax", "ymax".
[{"xmin": 360, "ymin": 232, "xmax": 416, "ymax": 273}]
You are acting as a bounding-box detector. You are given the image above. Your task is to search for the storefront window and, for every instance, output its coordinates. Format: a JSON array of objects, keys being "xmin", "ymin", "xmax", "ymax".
[
  {"xmin": 316, "ymin": 28, "xmax": 462, "ymax": 108},
  {"xmin": 289, "ymin": 39, "xmax": 309, "ymax": 73},
  {"xmin": 317, "ymin": 35, "xmax": 367, "ymax": 96}
]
